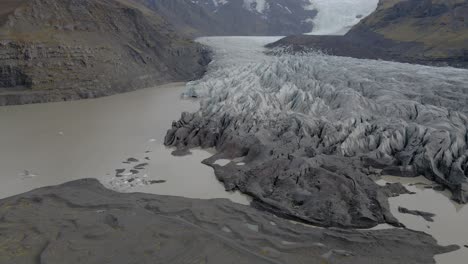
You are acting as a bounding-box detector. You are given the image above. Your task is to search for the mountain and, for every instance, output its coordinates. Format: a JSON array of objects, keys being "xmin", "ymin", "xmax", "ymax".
[
  {"xmin": 0, "ymin": 0, "xmax": 210, "ymax": 105},
  {"xmin": 132, "ymin": 0, "xmax": 317, "ymax": 36},
  {"xmin": 269, "ymin": 0, "xmax": 468, "ymax": 68}
]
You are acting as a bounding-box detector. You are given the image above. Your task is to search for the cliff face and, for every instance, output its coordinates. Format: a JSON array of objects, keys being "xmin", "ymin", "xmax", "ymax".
[
  {"xmin": 132, "ymin": 0, "xmax": 317, "ymax": 37},
  {"xmin": 0, "ymin": 0, "xmax": 210, "ymax": 105},
  {"xmin": 269, "ymin": 0, "xmax": 468, "ymax": 68}
]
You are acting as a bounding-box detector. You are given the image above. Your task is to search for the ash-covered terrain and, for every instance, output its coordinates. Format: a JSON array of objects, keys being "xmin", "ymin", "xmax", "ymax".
[
  {"xmin": 0, "ymin": 179, "xmax": 456, "ymax": 264},
  {"xmin": 166, "ymin": 37, "xmax": 468, "ymax": 228}
]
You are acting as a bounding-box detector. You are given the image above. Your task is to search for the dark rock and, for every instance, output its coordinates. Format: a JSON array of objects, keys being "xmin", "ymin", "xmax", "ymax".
[
  {"xmin": 148, "ymin": 180, "xmax": 166, "ymax": 184},
  {"xmin": 104, "ymin": 214, "xmax": 122, "ymax": 230},
  {"xmin": 398, "ymin": 207, "xmax": 436, "ymax": 222},
  {"xmin": 433, "ymin": 185, "xmax": 446, "ymax": 192},
  {"xmin": 0, "ymin": 65, "xmax": 32, "ymax": 89},
  {"xmin": 382, "ymin": 182, "xmax": 411, "ymax": 197},
  {"xmin": 133, "ymin": 163, "xmax": 149, "ymax": 170},
  {"xmin": 115, "ymin": 169, "xmax": 125, "ymax": 176},
  {"xmin": 382, "ymin": 166, "xmax": 417, "ymax": 178},
  {"xmin": 166, "ymin": 113, "xmax": 403, "ymax": 228},
  {"xmin": 171, "ymin": 148, "xmax": 192, "ymax": 156},
  {"xmin": 126, "ymin": 158, "xmax": 139, "ymax": 163}
]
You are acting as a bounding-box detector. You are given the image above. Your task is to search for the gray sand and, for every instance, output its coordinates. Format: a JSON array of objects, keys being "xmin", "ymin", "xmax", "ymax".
[{"xmin": 0, "ymin": 179, "xmax": 456, "ymax": 264}]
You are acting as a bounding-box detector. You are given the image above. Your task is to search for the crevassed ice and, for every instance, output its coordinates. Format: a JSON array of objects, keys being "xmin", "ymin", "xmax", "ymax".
[{"xmin": 187, "ymin": 37, "xmax": 468, "ymax": 198}]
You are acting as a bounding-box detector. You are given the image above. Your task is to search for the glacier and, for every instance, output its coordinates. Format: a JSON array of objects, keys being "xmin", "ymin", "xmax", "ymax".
[
  {"xmin": 306, "ymin": 0, "xmax": 379, "ymax": 35},
  {"xmin": 165, "ymin": 37, "xmax": 468, "ymax": 228}
]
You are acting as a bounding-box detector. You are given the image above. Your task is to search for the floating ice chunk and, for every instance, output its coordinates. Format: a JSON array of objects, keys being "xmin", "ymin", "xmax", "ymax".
[
  {"xmin": 245, "ymin": 223, "xmax": 259, "ymax": 232},
  {"xmin": 213, "ymin": 159, "xmax": 231, "ymax": 166},
  {"xmin": 322, "ymin": 249, "xmax": 353, "ymax": 259},
  {"xmin": 313, "ymin": 242, "xmax": 326, "ymax": 248},
  {"xmin": 374, "ymin": 179, "xmax": 387, "ymax": 187},
  {"xmin": 19, "ymin": 170, "xmax": 38, "ymax": 178},
  {"xmin": 221, "ymin": 226, "xmax": 232, "ymax": 233}
]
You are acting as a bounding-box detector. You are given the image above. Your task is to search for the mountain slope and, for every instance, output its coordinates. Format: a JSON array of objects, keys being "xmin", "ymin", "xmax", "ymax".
[
  {"xmin": 0, "ymin": 0, "xmax": 210, "ymax": 105},
  {"xmin": 132, "ymin": 0, "xmax": 317, "ymax": 36},
  {"xmin": 269, "ymin": 0, "xmax": 468, "ymax": 68}
]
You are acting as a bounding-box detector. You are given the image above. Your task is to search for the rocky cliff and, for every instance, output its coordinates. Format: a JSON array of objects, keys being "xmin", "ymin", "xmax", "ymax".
[
  {"xmin": 132, "ymin": 0, "xmax": 317, "ymax": 36},
  {"xmin": 0, "ymin": 0, "xmax": 210, "ymax": 105},
  {"xmin": 269, "ymin": 0, "xmax": 468, "ymax": 68}
]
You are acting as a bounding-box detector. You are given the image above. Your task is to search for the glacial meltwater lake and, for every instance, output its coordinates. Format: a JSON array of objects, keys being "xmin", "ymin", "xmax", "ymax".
[
  {"xmin": 0, "ymin": 83, "xmax": 249, "ymax": 204},
  {"xmin": 377, "ymin": 176, "xmax": 468, "ymax": 264}
]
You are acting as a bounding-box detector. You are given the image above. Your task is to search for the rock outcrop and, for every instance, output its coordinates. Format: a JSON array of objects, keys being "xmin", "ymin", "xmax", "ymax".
[
  {"xmin": 165, "ymin": 37, "xmax": 468, "ymax": 229},
  {"xmin": 0, "ymin": 0, "xmax": 210, "ymax": 105},
  {"xmin": 398, "ymin": 207, "xmax": 436, "ymax": 222},
  {"xmin": 269, "ymin": 0, "xmax": 468, "ymax": 68},
  {"xmin": 0, "ymin": 178, "xmax": 457, "ymax": 264}
]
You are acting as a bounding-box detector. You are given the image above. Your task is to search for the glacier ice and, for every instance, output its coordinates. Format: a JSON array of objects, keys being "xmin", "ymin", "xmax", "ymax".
[
  {"xmin": 306, "ymin": 0, "xmax": 379, "ymax": 35},
  {"xmin": 165, "ymin": 37, "xmax": 468, "ymax": 228}
]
